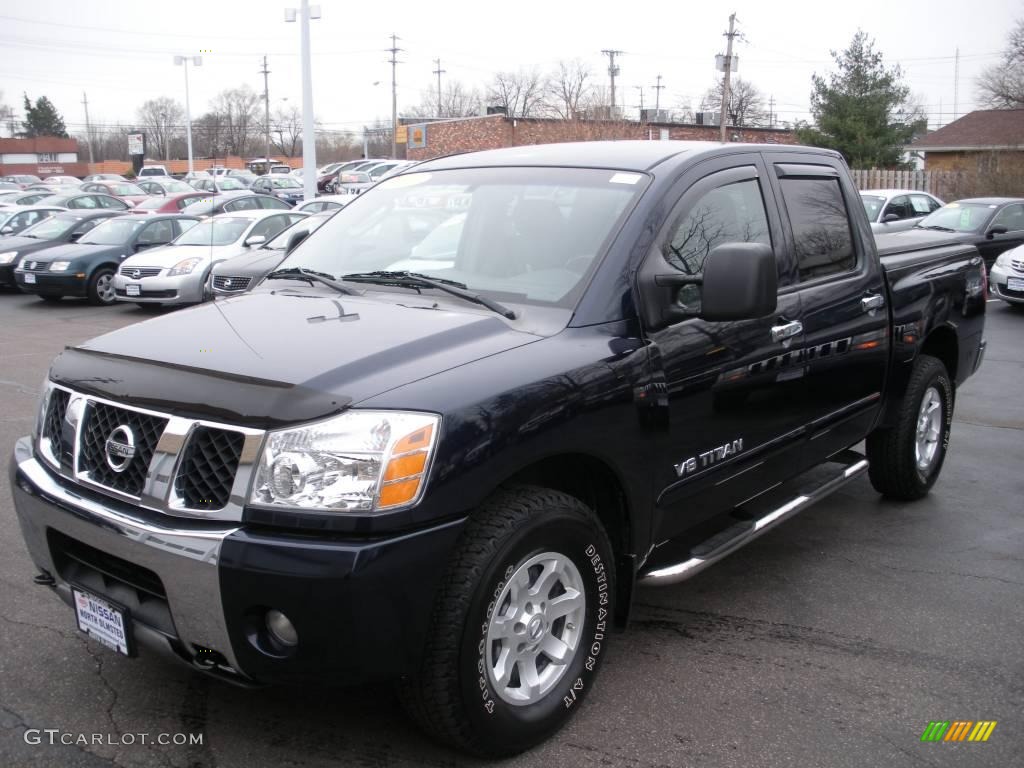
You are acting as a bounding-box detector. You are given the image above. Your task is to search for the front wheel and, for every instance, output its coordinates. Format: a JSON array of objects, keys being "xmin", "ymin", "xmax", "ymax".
[
  {"xmin": 867, "ymin": 354, "xmax": 953, "ymax": 500},
  {"xmin": 399, "ymin": 486, "xmax": 615, "ymax": 756},
  {"xmin": 87, "ymin": 267, "xmax": 116, "ymax": 306}
]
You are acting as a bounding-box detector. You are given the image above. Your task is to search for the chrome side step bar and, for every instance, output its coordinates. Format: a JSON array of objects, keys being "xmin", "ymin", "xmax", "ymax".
[{"xmin": 638, "ymin": 455, "xmax": 869, "ymax": 587}]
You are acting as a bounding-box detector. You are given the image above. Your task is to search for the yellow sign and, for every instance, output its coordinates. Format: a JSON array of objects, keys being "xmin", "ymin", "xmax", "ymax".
[{"xmin": 395, "ymin": 125, "xmax": 408, "ymax": 144}]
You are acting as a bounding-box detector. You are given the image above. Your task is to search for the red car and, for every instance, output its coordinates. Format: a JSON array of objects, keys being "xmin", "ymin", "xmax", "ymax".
[
  {"xmin": 129, "ymin": 191, "xmax": 210, "ymax": 215},
  {"xmin": 80, "ymin": 181, "xmax": 151, "ymax": 207}
]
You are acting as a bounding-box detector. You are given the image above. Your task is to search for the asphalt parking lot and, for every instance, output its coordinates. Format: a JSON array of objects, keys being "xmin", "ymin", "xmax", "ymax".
[{"xmin": 0, "ymin": 292, "xmax": 1021, "ymax": 768}]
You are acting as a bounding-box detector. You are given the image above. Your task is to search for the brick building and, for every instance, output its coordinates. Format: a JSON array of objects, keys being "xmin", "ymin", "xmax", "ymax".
[
  {"xmin": 404, "ymin": 114, "xmax": 797, "ymax": 160},
  {"xmin": 0, "ymin": 137, "xmax": 87, "ymax": 178}
]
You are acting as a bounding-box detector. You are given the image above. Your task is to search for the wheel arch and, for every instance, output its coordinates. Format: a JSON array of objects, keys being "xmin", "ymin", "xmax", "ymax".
[{"xmin": 920, "ymin": 324, "xmax": 959, "ymax": 383}]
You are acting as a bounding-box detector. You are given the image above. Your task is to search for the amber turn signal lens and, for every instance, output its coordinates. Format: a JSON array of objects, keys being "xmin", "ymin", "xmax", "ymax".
[
  {"xmin": 393, "ymin": 424, "xmax": 433, "ymax": 454},
  {"xmin": 383, "ymin": 451, "xmax": 427, "ymax": 482},
  {"xmin": 379, "ymin": 478, "xmax": 421, "ymax": 507}
]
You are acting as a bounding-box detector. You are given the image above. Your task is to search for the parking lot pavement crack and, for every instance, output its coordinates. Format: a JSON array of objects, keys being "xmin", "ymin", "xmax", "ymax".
[
  {"xmin": 1, "ymin": 704, "xmax": 121, "ymax": 767},
  {"xmin": 953, "ymin": 418, "xmax": 1024, "ymax": 431},
  {"xmin": 870, "ymin": 561, "xmax": 1024, "ymax": 587},
  {"xmin": 0, "ymin": 612, "xmax": 80, "ymax": 641}
]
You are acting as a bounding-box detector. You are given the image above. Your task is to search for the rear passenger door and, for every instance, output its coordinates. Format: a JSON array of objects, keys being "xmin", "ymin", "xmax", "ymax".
[{"xmin": 764, "ymin": 155, "xmax": 889, "ymax": 461}]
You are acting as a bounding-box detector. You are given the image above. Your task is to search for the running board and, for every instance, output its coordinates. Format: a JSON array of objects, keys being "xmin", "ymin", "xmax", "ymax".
[{"xmin": 638, "ymin": 454, "xmax": 869, "ymax": 587}]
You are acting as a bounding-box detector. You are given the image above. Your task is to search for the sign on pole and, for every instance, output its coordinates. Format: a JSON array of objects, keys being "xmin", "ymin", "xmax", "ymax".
[{"xmin": 127, "ymin": 133, "xmax": 145, "ymax": 156}]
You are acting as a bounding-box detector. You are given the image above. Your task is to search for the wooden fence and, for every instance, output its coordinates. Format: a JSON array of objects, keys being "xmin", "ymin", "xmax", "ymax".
[{"xmin": 850, "ymin": 169, "xmax": 968, "ymax": 201}]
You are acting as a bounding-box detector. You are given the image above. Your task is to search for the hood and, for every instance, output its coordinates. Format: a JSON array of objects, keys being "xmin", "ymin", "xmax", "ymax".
[
  {"xmin": 874, "ymin": 227, "xmax": 977, "ymax": 257},
  {"xmin": 121, "ymin": 242, "xmax": 245, "ymax": 268},
  {"xmin": 50, "ymin": 290, "xmax": 541, "ymax": 427},
  {"xmin": 213, "ymin": 247, "xmax": 285, "ymax": 277},
  {"xmin": 29, "ymin": 242, "xmax": 124, "ymax": 263},
  {"xmin": 0, "ymin": 234, "xmax": 64, "ymax": 255}
]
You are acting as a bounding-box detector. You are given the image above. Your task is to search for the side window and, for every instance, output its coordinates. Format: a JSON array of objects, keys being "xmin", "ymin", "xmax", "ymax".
[
  {"xmin": 883, "ymin": 195, "xmax": 912, "ymax": 220},
  {"xmin": 225, "ymin": 197, "xmax": 260, "ymax": 212},
  {"xmin": 910, "ymin": 195, "xmax": 936, "ymax": 216},
  {"xmin": 259, "ymin": 197, "xmax": 291, "ymax": 210},
  {"xmin": 175, "ymin": 219, "xmax": 199, "ymax": 236},
  {"xmin": 72, "ymin": 196, "xmax": 98, "ymax": 209},
  {"xmin": 779, "ymin": 177, "xmax": 856, "ymax": 282},
  {"xmin": 71, "ymin": 218, "xmax": 101, "ymax": 237},
  {"xmin": 249, "ymin": 215, "xmax": 289, "ymax": 241},
  {"xmin": 138, "ymin": 219, "xmax": 174, "ymax": 244},
  {"xmin": 288, "ymin": 213, "xmax": 308, "ymax": 224},
  {"xmin": 663, "ymin": 177, "xmax": 771, "ymax": 276},
  {"xmin": 992, "ymin": 203, "xmax": 1024, "ymax": 232},
  {"xmin": 177, "ymin": 195, "xmax": 201, "ymax": 210}
]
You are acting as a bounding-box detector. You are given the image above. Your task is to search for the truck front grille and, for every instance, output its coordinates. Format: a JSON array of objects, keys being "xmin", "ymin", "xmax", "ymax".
[
  {"xmin": 79, "ymin": 402, "xmax": 168, "ymax": 496},
  {"xmin": 44, "ymin": 388, "xmax": 70, "ymax": 462},
  {"xmin": 174, "ymin": 427, "xmax": 245, "ymax": 508}
]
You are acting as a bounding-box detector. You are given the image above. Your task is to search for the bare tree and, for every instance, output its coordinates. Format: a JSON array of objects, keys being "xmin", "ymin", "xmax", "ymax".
[
  {"xmin": 485, "ymin": 69, "xmax": 546, "ymax": 117},
  {"xmin": 977, "ymin": 18, "xmax": 1024, "ymax": 108},
  {"xmin": 545, "ymin": 59, "xmax": 593, "ymax": 119},
  {"xmin": 699, "ymin": 77, "xmax": 769, "ymax": 127},
  {"xmin": 403, "ymin": 80, "xmax": 482, "ymax": 119},
  {"xmin": 270, "ymin": 105, "xmax": 303, "ymax": 157},
  {"xmin": 136, "ymin": 97, "xmax": 184, "ymax": 160},
  {"xmin": 209, "ymin": 86, "xmax": 261, "ymax": 156}
]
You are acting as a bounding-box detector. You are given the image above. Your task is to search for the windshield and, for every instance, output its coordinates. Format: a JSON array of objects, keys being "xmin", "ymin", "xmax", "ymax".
[
  {"xmin": 861, "ymin": 195, "xmax": 886, "ymax": 220},
  {"xmin": 217, "ymin": 178, "xmax": 246, "ymax": 191},
  {"xmin": 158, "ymin": 180, "xmax": 193, "ymax": 193},
  {"xmin": 271, "ymin": 177, "xmax": 301, "ymax": 189},
  {"xmin": 176, "ymin": 217, "xmax": 250, "ymax": 246},
  {"xmin": 918, "ymin": 202, "xmax": 994, "ymax": 233},
  {"xmin": 111, "ymin": 183, "xmax": 146, "ymax": 196},
  {"xmin": 276, "ymin": 167, "xmax": 646, "ymax": 308},
  {"xmin": 19, "ymin": 214, "xmax": 80, "ymax": 239},
  {"xmin": 79, "ymin": 217, "xmax": 145, "ymax": 244}
]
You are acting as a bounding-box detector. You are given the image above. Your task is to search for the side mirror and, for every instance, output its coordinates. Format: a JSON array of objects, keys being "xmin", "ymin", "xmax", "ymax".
[
  {"xmin": 0, "ymin": 227, "xmax": 12, "ymax": 234},
  {"xmin": 245, "ymin": 235, "xmax": 267, "ymax": 247},
  {"xmin": 638, "ymin": 242, "xmax": 777, "ymax": 329},
  {"xmin": 987, "ymin": 225, "xmax": 1008, "ymax": 239},
  {"xmin": 882, "ymin": 213, "xmax": 901, "ymax": 223},
  {"xmin": 285, "ymin": 228, "xmax": 310, "ymax": 255}
]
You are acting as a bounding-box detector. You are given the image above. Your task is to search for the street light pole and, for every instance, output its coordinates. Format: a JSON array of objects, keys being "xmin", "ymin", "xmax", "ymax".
[
  {"xmin": 173, "ymin": 55, "xmax": 201, "ymax": 173},
  {"xmin": 286, "ymin": 1, "xmax": 320, "ymax": 202}
]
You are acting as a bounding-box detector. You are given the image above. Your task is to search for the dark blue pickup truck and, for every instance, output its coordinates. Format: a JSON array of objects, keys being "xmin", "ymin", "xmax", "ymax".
[{"xmin": 10, "ymin": 141, "xmax": 985, "ymax": 755}]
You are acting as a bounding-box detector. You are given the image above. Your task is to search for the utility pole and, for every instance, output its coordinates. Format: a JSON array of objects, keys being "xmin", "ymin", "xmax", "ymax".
[
  {"xmin": 260, "ymin": 55, "xmax": 272, "ymax": 165},
  {"xmin": 768, "ymin": 95, "xmax": 775, "ymax": 128},
  {"xmin": 720, "ymin": 13, "xmax": 738, "ymax": 143},
  {"xmin": 601, "ymin": 49, "xmax": 622, "ymax": 118},
  {"xmin": 653, "ymin": 74, "xmax": 664, "ymax": 116},
  {"xmin": 388, "ymin": 33, "xmax": 403, "ymax": 158},
  {"xmin": 362, "ymin": 126, "xmax": 369, "ymax": 159},
  {"xmin": 953, "ymin": 47, "xmax": 960, "ymax": 120},
  {"xmin": 635, "ymin": 86, "xmax": 645, "ymax": 119},
  {"xmin": 81, "ymin": 92, "xmax": 94, "ymax": 164},
  {"xmin": 432, "ymin": 58, "xmax": 446, "ymax": 116}
]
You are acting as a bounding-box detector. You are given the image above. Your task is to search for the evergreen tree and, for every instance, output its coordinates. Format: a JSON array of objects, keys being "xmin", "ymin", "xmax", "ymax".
[
  {"xmin": 797, "ymin": 31, "xmax": 923, "ymax": 168},
  {"xmin": 21, "ymin": 94, "xmax": 69, "ymax": 138}
]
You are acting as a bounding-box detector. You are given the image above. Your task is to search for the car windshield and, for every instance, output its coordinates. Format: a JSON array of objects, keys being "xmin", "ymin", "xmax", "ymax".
[
  {"xmin": 217, "ymin": 178, "xmax": 246, "ymax": 191},
  {"xmin": 19, "ymin": 214, "xmax": 81, "ymax": 239},
  {"xmin": 112, "ymin": 183, "xmax": 146, "ymax": 196},
  {"xmin": 176, "ymin": 217, "xmax": 250, "ymax": 245},
  {"xmin": 276, "ymin": 167, "xmax": 646, "ymax": 309},
  {"xmin": 861, "ymin": 195, "xmax": 886, "ymax": 220},
  {"xmin": 271, "ymin": 177, "xmax": 301, "ymax": 189},
  {"xmin": 79, "ymin": 217, "xmax": 145, "ymax": 244},
  {"xmin": 159, "ymin": 181, "xmax": 193, "ymax": 193},
  {"xmin": 264, "ymin": 214, "xmax": 330, "ymax": 248},
  {"xmin": 918, "ymin": 203, "xmax": 994, "ymax": 233}
]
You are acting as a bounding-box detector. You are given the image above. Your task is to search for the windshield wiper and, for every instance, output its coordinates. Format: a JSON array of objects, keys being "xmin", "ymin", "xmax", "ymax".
[
  {"xmin": 264, "ymin": 267, "xmax": 363, "ymax": 295},
  {"xmin": 340, "ymin": 270, "xmax": 517, "ymax": 320},
  {"xmin": 916, "ymin": 224, "xmax": 956, "ymax": 232}
]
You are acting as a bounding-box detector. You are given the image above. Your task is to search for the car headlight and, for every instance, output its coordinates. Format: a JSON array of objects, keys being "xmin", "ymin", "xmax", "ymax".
[
  {"xmin": 251, "ymin": 410, "xmax": 440, "ymax": 513},
  {"xmin": 50, "ymin": 261, "xmax": 72, "ymax": 271},
  {"xmin": 0, "ymin": 251, "xmax": 18, "ymax": 264},
  {"xmin": 995, "ymin": 253, "xmax": 1012, "ymax": 267},
  {"xmin": 168, "ymin": 257, "xmax": 201, "ymax": 276}
]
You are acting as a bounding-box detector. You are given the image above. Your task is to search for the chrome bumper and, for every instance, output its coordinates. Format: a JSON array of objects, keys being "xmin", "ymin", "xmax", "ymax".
[
  {"xmin": 10, "ymin": 436, "xmax": 245, "ymax": 677},
  {"xmin": 112, "ymin": 272, "xmax": 205, "ymax": 304}
]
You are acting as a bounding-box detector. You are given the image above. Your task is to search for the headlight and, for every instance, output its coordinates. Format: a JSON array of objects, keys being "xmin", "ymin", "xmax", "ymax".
[
  {"xmin": 0, "ymin": 251, "xmax": 18, "ymax": 264},
  {"xmin": 251, "ymin": 411, "xmax": 440, "ymax": 513},
  {"xmin": 50, "ymin": 261, "xmax": 72, "ymax": 271},
  {"xmin": 168, "ymin": 257, "xmax": 201, "ymax": 276},
  {"xmin": 995, "ymin": 253, "xmax": 1011, "ymax": 267}
]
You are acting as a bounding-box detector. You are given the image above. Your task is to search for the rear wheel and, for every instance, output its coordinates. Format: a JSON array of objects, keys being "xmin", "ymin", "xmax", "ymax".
[
  {"xmin": 399, "ymin": 486, "xmax": 614, "ymax": 756},
  {"xmin": 867, "ymin": 354, "xmax": 953, "ymax": 500},
  {"xmin": 87, "ymin": 268, "xmax": 116, "ymax": 306}
]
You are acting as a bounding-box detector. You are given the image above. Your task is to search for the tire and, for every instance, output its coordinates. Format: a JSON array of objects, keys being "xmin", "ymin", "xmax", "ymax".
[
  {"xmin": 87, "ymin": 267, "xmax": 116, "ymax": 306},
  {"xmin": 867, "ymin": 354, "xmax": 954, "ymax": 500},
  {"xmin": 38, "ymin": 294, "xmax": 63, "ymax": 303},
  {"xmin": 399, "ymin": 486, "xmax": 615, "ymax": 756}
]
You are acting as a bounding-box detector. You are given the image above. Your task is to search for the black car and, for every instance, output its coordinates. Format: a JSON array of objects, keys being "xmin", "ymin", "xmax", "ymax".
[
  {"xmin": 894, "ymin": 197, "xmax": 1024, "ymax": 267},
  {"xmin": 249, "ymin": 174, "xmax": 304, "ymax": 206},
  {"xmin": 0, "ymin": 205, "xmax": 64, "ymax": 237},
  {"xmin": 36, "ymin": 192, "xmax": 132, "ymax": 212},
  {"xmin": 181, "ymin": 193, "xmax": 291, "ymax": 218},
  {"xmin": 0, "ymin": 211, "xmax": 125, "ymax": 288},
  {"xmin": 14, "ymin": 214, "xmax": 199, "ymax": 305}
]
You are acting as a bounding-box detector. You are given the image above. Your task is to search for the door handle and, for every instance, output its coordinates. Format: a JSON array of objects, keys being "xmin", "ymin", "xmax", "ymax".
[
  {"xmin": 770, "ymin": 320, "xmax": 803, "ymax": 342},
  {"xmin": 861, "ymin": 294, "xmax": 884, "ymax": 312}
]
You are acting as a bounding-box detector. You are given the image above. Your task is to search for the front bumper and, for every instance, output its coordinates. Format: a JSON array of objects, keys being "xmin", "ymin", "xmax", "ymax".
[
  {"xmin": 10, "ymin": 435, "xmax": 466, "ymax": 685},
  {"xmin": 112, "ymin": 271, "xmax": 204, "ymax": 305},
  {"xmin": 0, "ymin": 262, "xmax": 16, "ymax": 286},
  {"xmin": 988, "ymin": 264, "xmax": 1024, "ymax": 304},
  {"xmin": 14, "ymin": 270, "xmax": 88, "ymax": 297}
]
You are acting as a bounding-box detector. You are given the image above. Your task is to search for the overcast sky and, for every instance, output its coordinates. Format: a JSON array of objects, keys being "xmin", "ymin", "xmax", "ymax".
[{"xmin": 0, "ymin": 0, "xmax": 1020, "ymax": 140}]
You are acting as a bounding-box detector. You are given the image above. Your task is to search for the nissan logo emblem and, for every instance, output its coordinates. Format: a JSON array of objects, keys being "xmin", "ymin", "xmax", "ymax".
[
  {"xmin": 131, "ymin": 269, "xmax": 141, "ymax": 279},
  {"xmin": 104, "ymin": 425, "xmax": 136, "ymax": 473},
  {"xmin": 223, "ymin": 279, "xmax": 232, "ymax": 288}
]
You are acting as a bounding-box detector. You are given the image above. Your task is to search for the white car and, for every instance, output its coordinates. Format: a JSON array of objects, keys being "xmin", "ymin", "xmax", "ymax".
[
  {"xmin": 294, "ymin": 195, "xmax": 353, "ymax": 214},
  {"xmin": 138, "ymin": 165, "xmax": 170, "ymax": 178},
  {"xmin": 989, "ymin": 243, "xmax": 1024, "ymax": 308},
  {"xmin": 861, "ymin": 189, "xmax": 944, "ymax": 233},
  {"xmin": 113, "ymin": 209, "xmax": 305, "ymax": 306}
]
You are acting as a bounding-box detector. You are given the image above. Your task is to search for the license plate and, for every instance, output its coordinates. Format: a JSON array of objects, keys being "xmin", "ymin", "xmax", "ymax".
[
  {"xmin": 126, "ymin": 284, "xmax": 140, "ymax": 297},
  {"xmin": 73, "ymin": 588, "xmax": 132, "ymax": 656},
  {"xmin": 24, "ymin": 273, "xmax": 35, "ymax": 284},
  {"xmin": 1008, "ymin": 277, "xmax": 1024, "ymax": 291}
]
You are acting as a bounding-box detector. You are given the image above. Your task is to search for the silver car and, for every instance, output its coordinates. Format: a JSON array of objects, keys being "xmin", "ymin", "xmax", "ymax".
[
  {"xmin": 861, "ymin": 189, "xmax": 944, "ymax": 233},
  {"xmin": 990, "ymin": 243, "xmax": 1024, "ymax": 307},
  {"xmin": 113, "ymin": 209, "xmax": 305, "ymax": 306}
]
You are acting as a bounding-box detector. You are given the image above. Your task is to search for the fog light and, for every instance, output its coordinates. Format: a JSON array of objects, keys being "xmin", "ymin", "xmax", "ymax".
[{"xmin": 265, "ymin": 609, "xmax": 298, "ymax": 647}]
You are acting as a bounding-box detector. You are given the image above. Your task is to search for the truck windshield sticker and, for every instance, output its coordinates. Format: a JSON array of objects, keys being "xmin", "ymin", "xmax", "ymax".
[
  {"xmin": 377, "ymin": 173, "xmax": 431, "ymax": 190},
  {"xmin": 609, "ymin": 173, "xmax": 642, "ymax": 185}
]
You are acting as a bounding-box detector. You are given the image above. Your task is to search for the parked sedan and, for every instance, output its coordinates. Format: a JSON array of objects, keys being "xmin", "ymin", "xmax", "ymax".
[
  {"xmin": 0, "ymin": 206, "xmax": 64, "ymax": 237},
  {"xmin": 861, "ymin": 189, "xmax": 944, "ymax": 233},
  {"xmin": 42, "ymin": 176, "xmax": 82, "ymax": 187},
  {"xmin": 114, "ymin": 210, "xmax": 305, "ymax": 306},
  {"xmin": 318, "ymin": 159, "xmax": 379, "ymax": 192},
  {"xmin": 294, "ymin": 195, "xmax": 352, "ymax": 213},
  {"xmin": 249, "ymin": 174, "xmax": 304, "ymax": 205},
  {"xmin": 80, "ymin": 181, "xmax": 150, "ymax": 207},
  {"xmin": 0, "ymin": 191, "xmax": 53, "ymax": 208},
  {"xmin": 83, "ymin": 173, "xmax": 126, "ymax": 182},
  {"xmin": 136, "ymin": 179, "xmax": 197, "ymax": 196},
  {"xmin": 914, "ymin": 197, "xmax": 1024, "ymax": 267},
  {"xmin": 36, "ymin": 192, "xmax": 132, "ymax": 211},
  {"xmin": 0, "ymin": 174, "xmax": 42, "ymax": 189},
  {"xmin": 192, "ymin": 177, "xmax": 249, "ymax": 194},
  {"xmin": 989, "ymin": 243, "xmax": 1024, "ymax": 307},
  {"xmin": 334, "ymin": 171, "xmax": 374, "ymax": 196},
  {"xmin": 0, "ymin": 210, "xmax": 123, "ymax": 288},
  {"xmin": 181, "ymin": 193, "xmax": 291, "ymax": 218},
  {"xmin": 130, "ymin": 191, "xmax": 211, "ymax": 215},
  {"xmin": 181, "ymin": 170, "xmax": 212, "ymax": 184},
  {"xmin": 14, "ymin": 214, "xmax": 199, "ymax": 305},
  {"xmin": 211, "ymin": 209, "xmax": 335, "ymax": 296}
]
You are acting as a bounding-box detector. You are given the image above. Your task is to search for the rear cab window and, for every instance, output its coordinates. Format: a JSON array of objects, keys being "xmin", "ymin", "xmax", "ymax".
[{"xmin": 777, "ymin": 174, "xmax": 856, "ymax": 282}]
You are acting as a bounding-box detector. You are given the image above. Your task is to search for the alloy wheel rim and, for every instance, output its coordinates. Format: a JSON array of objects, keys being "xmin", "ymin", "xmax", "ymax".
[
  {"xmin": 915, "ymin": 386, "xmax": 942, "ymax": 471},
  {"xmin": 96, "ymin": 273, "xmax": 115, "ymax": 303},
  {"xmin": 485, "ymin": 551, "xmax": 586, "ymax": 706}
]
